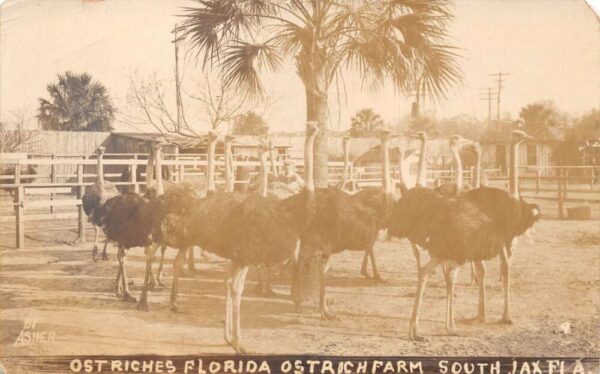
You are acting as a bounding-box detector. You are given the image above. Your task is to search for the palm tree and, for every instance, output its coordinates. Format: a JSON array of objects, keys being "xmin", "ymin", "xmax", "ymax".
[
  {"xmin": 350, "ymin": 108, "xmax": 384, "ymax": 137},
  {"xmin": 38, "ymin": 71, "xmax": 115, "ymax": 132},
  {"xmin": 179, "ymin": 0, "xmax": 461, "ymax": 186}
]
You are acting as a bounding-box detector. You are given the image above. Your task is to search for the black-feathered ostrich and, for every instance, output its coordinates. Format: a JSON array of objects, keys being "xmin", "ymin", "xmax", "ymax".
[
  {"xmin": 82, "ymin": 147, "xmax": 120, "ymax": 262},
  {"xmin": 388, "ymin": 132, "xmax": 540, "ymax": 340},
  {"xmin": 461, "ymin": 130, "xmax": 541, "ymax": 324},
  {"xmin": 92, "ymin": 142, "xmax": 172, "ymax": 302}
]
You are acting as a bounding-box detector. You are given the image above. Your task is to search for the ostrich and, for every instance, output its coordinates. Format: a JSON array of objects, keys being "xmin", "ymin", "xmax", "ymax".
[
  {"xmin": 354, "ymin": 130, "xmax": 396, "ymax": 282},
  {"xmin": 387, "ymin": 135, "xmax": 505, "ymax": 340},
  {"xmin": 461, "ymin": 130, "xmax": 541, "ymax": 324},
  {"xmin": 82, "ymin": 147, "xmax": 120, "ymax": 262},
  {"xmin": 138, "ymin": 124, "xmax": 320, "ymax": 354},
  {"xmin": 388, "ymin": 133, "xmax": 540, "ymax": 340},
  {"xmin": 92, "ymin": 142, "xmax": 172, "ymax": 302}
]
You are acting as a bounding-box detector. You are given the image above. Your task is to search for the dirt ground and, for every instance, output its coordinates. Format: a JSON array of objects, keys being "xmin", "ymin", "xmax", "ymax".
[{"xmin": 0, "ymin": 218, "xmax": 598, "ymax": 366}]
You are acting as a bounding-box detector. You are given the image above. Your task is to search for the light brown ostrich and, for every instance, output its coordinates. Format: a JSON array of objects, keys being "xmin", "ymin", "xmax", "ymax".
[
  {"xmin": 138, "ymin": 124, "xmax": 320, "ymax": 354},
  {"xmin": 82, "ymin": 147, "xmax": 120, "ymax": 261}
]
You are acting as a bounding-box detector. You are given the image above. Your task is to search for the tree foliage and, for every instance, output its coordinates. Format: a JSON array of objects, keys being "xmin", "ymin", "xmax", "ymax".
[
  {"xmin": 350, "ymin": 108, "xmax": 383, "ymax": 137},
  {"xmin": 179, "ymin": 0, "xmax": 462, "ymax": 184},
  {"xmin": 37, "ymin": 71, "xmax": 115, "ymax": 132},
  {"xmin": 552, "ymin": 110, "xmax": 600, "ymax": 166},
  {"xmin": 233, "ymin": 111, "xmax": 269, "ymax": 135},
  {"xmin": 518, "ymin": 101, "xmax": 567, "ymax": 140}
]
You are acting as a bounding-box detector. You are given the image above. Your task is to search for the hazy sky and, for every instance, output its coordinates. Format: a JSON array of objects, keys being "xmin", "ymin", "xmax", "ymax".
[{"xmin": 0, "ymin": 0, "xmax": 598, "ymax": 133}]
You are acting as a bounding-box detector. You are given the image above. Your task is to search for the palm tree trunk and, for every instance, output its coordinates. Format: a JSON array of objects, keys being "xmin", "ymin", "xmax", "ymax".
[{"xmin": 306, "ymin": 90, "xmax": 329, "ymax": 188}]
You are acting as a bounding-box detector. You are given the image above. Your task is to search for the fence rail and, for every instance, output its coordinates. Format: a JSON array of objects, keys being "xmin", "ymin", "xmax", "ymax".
[{"xmin": 1, "ymin": 154, "xmax": 598, "ymax": 249}]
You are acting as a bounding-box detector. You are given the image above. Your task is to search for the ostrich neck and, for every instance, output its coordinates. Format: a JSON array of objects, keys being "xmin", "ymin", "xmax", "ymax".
[
  {"xmin": 509, "ymin": 142, "xmax": 520, "ymax": 198},
  {"xmin": 154, "ymin": 146, "xmax": 164, "ymax": 196},
  {"xmin": 451, "ymin": 146, "xmax": 463, "ymax": 192},
  {"xmin": 259, "ymin": 151, "xmax": 268, "ymax": 197},
  {"xmin": 96, "ymin": 155, "xmax": 105, "ymax": 188},
  {"xmin": 304, "ymin": 133, "xmax": 316, "ymax": 193},
  {"xmin": 473, "ymin": 151, "xmax": 481, "ymax": 189},
  {"xmin": 416, "ymin": 138, "xmax": 427, "ymax": 187},
  {"xmin": 339, "ymin": 139, "xmax": 350, "ymax": 189},
  {"xmin": 398, "ymin": 144, "xmax": 406, "ymax": 186},
  {"xmin": 224, "ymin": 141, "xmax": 233, "ymax": 192},
  {"xmin": 207, "ymin": 138, "xmax": 216, "ymax": 193},
  {"xmin": 381, "ymin": 137, "xmax": 391, "ymax": 195}
]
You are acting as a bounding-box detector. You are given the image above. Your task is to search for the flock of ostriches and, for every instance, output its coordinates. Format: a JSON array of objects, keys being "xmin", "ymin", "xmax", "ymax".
[{"xmin": 81, "ymin": 124, "xmax": 540, "ymax": 353}]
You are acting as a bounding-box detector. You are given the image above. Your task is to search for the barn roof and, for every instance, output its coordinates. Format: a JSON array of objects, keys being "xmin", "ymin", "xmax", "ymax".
[
  {"xmin": 112, "ymin": 132, "xmax": 292, "ymax": 149},
  {"xmin": 354, "ymin": 146, "xmax": 418, "ymax": 165}
]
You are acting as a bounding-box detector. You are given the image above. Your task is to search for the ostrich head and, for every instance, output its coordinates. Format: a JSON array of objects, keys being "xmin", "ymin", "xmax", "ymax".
[
  {"xmin": 411, "ymin": 131, "xmax": 427, "ymax": 142},
  {"xmin": 511, "ymin": 130, "xmax": 533, "ymax": 144},
  {"xmin": 463, "ymin": 142, "xmax": 481, "ymax": 155},
  {"xmin": 448, "ymin": 135, "xmax": 474, "ymax": 151}
]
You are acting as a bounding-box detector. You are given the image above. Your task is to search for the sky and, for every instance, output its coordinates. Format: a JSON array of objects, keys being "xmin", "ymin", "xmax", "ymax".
[{"xmin": 0, "ymin": 0, "xmax": 598, "ymax": 133}]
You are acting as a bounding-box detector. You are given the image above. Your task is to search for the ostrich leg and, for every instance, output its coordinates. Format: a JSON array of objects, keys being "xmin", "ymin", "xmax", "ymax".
[
  {"xmin": 101, "ymin": 240, "xmax": 109, "ymax": 261},
  {"xmin": 226, "ymin": 265, "xmax": 249, "ymax": 353},
  {"xmin": 473, "ymin": 260, "xmax": 486, "ymax": 322},
  {"xmin": 368, "ymin": 247, "xmax": 386, "ymax": 282},
  {"xmin": 409, "ymin": 258, "xmax": 441, "ymax": 341},
  {"xmin": 469, "ymin": 262, "xmax": 477, "ymax": 286},
  {"xmin": 169, "ymin": 248, "xmax": 186, "ymax": 312},
  {"xmin": 360, "ymin": 251, "xmax": 369, "ymax": 278},
  {"xmin": 137, "ymin": 243, "xmax": 160, "ymax": 310},
  {"xmin": 443, "ymin": 264, "xmax": 459, "ymax": 335},
  {"xmin": 156, "ymin": 244, "xmax": 167, "ymax": 286},
  {"xmin": 233, "ymin": 266, "xmax": 249, "ymax": 353},
  {"xmin": 92, "ymin": 226, "xmax": 100, "ymax": 262},
  {"xmin": 117, "ymin": 246, "xmax": 136, "ymax": 302},
  {"xmin": 411, "ymin": 242, "xmax": 421, "ymax": 275},
  {"xmin": 187, "ymin": 247, "xmax": 198, "ymax": 273},
  {"xmin": 499, "ymin": 244, "xmax": 513, "ymax": 324},
  {"xmin": 319, "ymin": 256, "xmax": 337, "ymax": 320}
]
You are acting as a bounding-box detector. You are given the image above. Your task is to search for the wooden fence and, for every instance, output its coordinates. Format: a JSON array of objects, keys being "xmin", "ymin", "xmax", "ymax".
[{"xmin": 1, "ymin": 154, "xmax": 598, "ymax": 249}]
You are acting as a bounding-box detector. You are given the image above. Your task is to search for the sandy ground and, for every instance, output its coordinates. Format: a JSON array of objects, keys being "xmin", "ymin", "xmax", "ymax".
[{"xmin": 0, "ymin": 219, "xmax": 598, "ymax": 368}]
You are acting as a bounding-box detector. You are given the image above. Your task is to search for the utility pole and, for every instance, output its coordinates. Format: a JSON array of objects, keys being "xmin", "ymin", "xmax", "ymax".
[
  {"xmin": 172, "ymin": 24, "xmax": 183, "ymax": 132},
  {"xmin": 489, "ymin": 72, "xmax": 509, "ymax": 130},
  {"xmin": 479, "ymin": 87, "xmax": 498, "ymax": 129}
]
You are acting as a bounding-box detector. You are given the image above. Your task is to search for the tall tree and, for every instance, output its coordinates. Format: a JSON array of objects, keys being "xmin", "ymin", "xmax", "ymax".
[
  {"xmin": 350, "ymin": 108, "xmax": 383, "ymax": 137},
  {"xmin": 179, "ymin": 0, "xmax": 461, "ymax": 186},
  {"xmin": 37, "ymin": 71, "xmax": 115, "ymax": 131},
  {"xmin": 233, "ymin": 111, "xmax": 269, "ymax": 135},
  {"xmin": 518, "ymin": 101, "xmax": 566, "ymax": 140}
]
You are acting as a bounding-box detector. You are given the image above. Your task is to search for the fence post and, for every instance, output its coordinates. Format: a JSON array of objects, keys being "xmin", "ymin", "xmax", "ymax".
[
  {"xmin": 50, "ymin": 154, "xmax": 56, "ymax": 213},
  {"xmin": 77, "ymin": 162, "xmax": 86, "ymax": 243},
  {"xmin": 590, "ymin": 168, "xmax": 594, "ymax": 191},
  {"xmin": 563, "ymin": 169, "xmax": 568, "ymax": 202},
  {"xmin": 557, "ymin": 168, "xmax": 564, "ymax": 219},
  {"xmin": 15, "ymin": 184, "xmax": 25, "ymax": 249},
  {"xmin": 132, "ymin": 154, "xmax": 139, "ymax": 194},
  {"xmin": 536, "ymin": 168, "xmax": 540, "ymax": 194}
]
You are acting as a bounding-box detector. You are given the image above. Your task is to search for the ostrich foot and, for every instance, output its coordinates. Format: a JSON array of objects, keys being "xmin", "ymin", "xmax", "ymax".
[
  {"xmin": 115, "ymin": 285, "xmax": 123, "ymax": 298},
  {"xmin": 373, "ymin": 275, "xmax": 390, "ymax": 284},
  {"xmin": 320, "ymin": 309, "xmax": 338, "ymax": 321},
  {"xmin": 360, "ymin": 269, "xmax": 370, "ymax": 278},
  {"xmin": 232, "ymin": 341, "xmax": 249, "ymax": 354},
  {"xmin": 169, "ymin": 304, "xmax": 179, "ymax": 313},
  {"xmin": 101, "ymin": 252, "xmax": 110, "ymax": 261},
  {"xmin": 462, "ymin": 315, "xmax": 486, "ymax": 325},
  {"xmin": 147, "ymin": 276, "xmax": 156, "ymax": 290},
  {"xmin": 136, "ymin": 298, "xmax": 148, "ymax": 310},
  {"xmin": 498, "ymin": 316, "xmax": 513, "ymax": 325},
  {"xmin": 92, "ymin": 246, "xmax": 99, "ymax": 262},
  {"xmin": 408, "ymin": 331, "xmax": 427, "ymax": 342},
  {"xmin": 446, "ymin": 327, "xmax": 460, "ymax": 336},
  {"xmin": 122, "ymin": 291, "xmax": 137, "ymax": 303}
]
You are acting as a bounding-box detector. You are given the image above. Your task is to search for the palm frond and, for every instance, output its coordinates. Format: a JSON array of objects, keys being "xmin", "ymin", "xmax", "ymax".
[{"xmin": 220, "ymin": 41, "xmax": 282, "ymax": 96}]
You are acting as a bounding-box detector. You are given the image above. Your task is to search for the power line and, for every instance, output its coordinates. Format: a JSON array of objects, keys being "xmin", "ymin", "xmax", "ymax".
[
  {"xmin": 489, "ymin": 72, "xmax": 510, "ymax": 129},
  {"xmin": 479, "ymin": 87, "xmax": 498, "ymax": 128}
]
